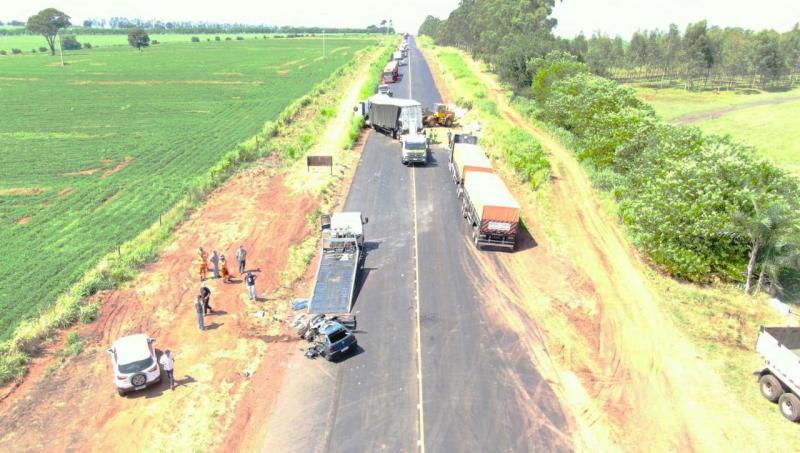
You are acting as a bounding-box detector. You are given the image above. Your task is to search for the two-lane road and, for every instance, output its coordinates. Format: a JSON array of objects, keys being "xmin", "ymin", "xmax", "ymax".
[{"xmin": 261, "ymin": 37, "xmax": 572, "ymax": 453}]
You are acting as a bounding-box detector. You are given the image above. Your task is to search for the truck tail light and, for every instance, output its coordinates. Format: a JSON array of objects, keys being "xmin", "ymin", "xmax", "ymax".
[
  {"xmin": 330, "ymin": 345, "xmax": 335, "ymax": 353},
  {"xmin": 147, "ymin": 365, "xmax": 158, "ymax": 372},
  {"xmin": 116, "ymin": 374, "xmax": 128, "ymax": 381}
]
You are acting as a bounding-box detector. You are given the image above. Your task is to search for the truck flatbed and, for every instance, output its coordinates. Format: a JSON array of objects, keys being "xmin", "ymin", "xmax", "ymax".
[{"xmin": 308, "ymin": 238, "xmax": 360, "ymax": 315}]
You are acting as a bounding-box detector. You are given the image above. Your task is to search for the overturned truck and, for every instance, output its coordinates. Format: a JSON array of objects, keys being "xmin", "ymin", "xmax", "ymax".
[{"xmin": 356, "ymin": 94, "xmax": 422, "ymax": 139}]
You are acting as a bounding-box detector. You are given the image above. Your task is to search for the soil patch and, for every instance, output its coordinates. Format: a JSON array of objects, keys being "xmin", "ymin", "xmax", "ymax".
[
  {"xmin": 15, "ymin": 216, "xmax": 32, "ymax": 225},
  {"xmin": 63, "ymin": 167, "xmax": 102, "ymax": 176},
  {"xmin": 0, "ymin": 187, "xmax": 46, "ymax": 197},
  {"xmin": 101, "ymin": 157, "xmax": 133, "ymax": 178}
]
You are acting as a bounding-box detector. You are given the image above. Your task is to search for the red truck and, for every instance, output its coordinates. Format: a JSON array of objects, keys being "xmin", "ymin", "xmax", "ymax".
[{"xmin": 382, "ymin": 60, "xmax": 399, "ymax": 84}]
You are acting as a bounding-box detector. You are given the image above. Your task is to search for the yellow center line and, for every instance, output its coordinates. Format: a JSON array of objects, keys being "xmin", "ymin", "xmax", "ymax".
[{"xmin": 408, "ymin": 39, "xmax": 426, "ymax": 453}]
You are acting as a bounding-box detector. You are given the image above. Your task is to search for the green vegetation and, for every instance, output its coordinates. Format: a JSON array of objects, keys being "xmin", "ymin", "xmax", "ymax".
[
  {"xmin": 0, "ymin": 37, "xmax": 376, "ymax": 341},
  {"xmin": 523, "ymin": 57, "xmax": 800, "ymax": 284},
  {"xmin": 421, "ymin": 40, "xmax": 550, "ymax": 189},
  {"xmin": 635, "ymin": 86, "xmax": 800, "ymax": 176}
]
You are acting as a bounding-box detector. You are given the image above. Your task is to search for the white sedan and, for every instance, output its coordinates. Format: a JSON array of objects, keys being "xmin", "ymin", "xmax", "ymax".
[{"xmin": 107, "ymin": 334, "xmax": 161, "ymax": 396}]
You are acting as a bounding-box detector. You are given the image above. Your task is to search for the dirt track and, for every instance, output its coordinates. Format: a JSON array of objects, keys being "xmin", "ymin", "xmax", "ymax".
[
  {"xmin": 423, "ymin": 48, "xmax": 779, "ymax": 450},
  {"xmin": 675, "ymin": 95, "xmax": 800, "ymax": 124}
]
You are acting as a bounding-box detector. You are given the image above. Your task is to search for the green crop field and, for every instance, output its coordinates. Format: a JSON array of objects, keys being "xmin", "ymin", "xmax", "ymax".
[
  {"xmin": 0, "ymin": 37, "xmax": 376, "ymax": 339},
  {"xmin": 635, "ymin": 86, "xmax": 800, "ymax": 176}
]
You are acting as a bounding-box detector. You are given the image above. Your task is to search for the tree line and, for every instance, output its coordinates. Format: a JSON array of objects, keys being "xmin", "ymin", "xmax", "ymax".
[
  {"xmin": 420, "ymin": 5, "xmax": 800, "ymax": 91},
  {"xmin": 1, "ymin": 16, "xmax": 394, "ymax": 36},
  {"xmin": 420, "ymin": 1, "xmax": 800, "ymax": 296}
]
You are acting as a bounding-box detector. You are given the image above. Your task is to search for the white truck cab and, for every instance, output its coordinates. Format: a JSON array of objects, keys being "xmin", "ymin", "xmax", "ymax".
[
  {"xmin": 327, "ymin": 212, "xmax": 368, "ymax": 247},
  {"xmin": 401, "ymin": 134, "xmax": 429, "ymax": 165}
]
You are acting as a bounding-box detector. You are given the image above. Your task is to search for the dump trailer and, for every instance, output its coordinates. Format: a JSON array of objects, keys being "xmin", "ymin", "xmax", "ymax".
[
  {"xmin": 450, "ymin": 143, "xmax": 493, "ymax": 186},
  {"xmin": 306, "ymin": 212, "xmax": 368, "ymax": 324},
  {"xmin": 359, "ymin": 95, "xmax": 423, "ymax": 139},
  {"xmin": 755, "ymin": 326, "xmax": 800, "ymax": 422},
  {"xmin": 461, "ymin": 172, "xmax": 520, "ymax": 250},
  {"xmin": 449, "ymin": 133, "xmax": 479, "ymax": 150}
]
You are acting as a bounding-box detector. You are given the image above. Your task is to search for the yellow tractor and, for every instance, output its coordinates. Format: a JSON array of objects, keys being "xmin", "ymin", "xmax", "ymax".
[{"xmin": 423, "ymin": 103, "xmax": 457, "ymax": 128}]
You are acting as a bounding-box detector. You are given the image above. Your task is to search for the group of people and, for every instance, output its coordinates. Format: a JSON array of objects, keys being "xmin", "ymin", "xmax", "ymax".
[
  {"xmin": 197, "ymin": 245, "xmax": 248, "ymax": 283},
  {"xmin": 192, "ymin": 244, "xmax": 260, "ymax": 331}
]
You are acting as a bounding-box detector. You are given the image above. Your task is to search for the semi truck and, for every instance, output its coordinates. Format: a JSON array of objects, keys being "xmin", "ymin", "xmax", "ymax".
[
  {"xmin": 755, "ymin": 326, "xmax": 800, "ymax": 422},
  {"xmin": 461, "ymin": 172, "xmax": 520, "ymax": 250},
  {"xmin": 356, "ymin": 94, "xmax": 423, "ymax": 139},
  {"xmin": 450, "ymin": 142, "xmax": 493, "ymax": 186},
  {"xmin": 383, "ymin": 60, "xmax": 399, "ymax": 84}
]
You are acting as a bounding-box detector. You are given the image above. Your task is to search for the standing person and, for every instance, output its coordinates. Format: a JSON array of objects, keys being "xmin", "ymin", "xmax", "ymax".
[
  {"xmin": 200, "ymin": 284, "xmax": 212, "ymax": 314},
  {"xmin": 245, "ymin": 271, "xmax": 257, "ymax": 301},
  {"xmin": 209, "ymin": 250, "xmax": 220, "ymax": 279},
  {"xmin": 159, "ymin": 350, "xmax": 175, "ymax": 390},
  {"xmin": 235, "ymin": 245, "xmax": 247, "ymax": 274},
  {"xmin": 220, "ymin": 255, "xmax": 231, "ymax": 283},
  {"xmin": 198, "ymin": 247, "xmax": 208, "ymax": 282},
  {"xmin": 194, "ymin": 295, "xmax": 205, "ymax": 331}
]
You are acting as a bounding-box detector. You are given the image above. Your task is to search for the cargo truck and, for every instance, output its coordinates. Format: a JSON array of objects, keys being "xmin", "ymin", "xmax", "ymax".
[
  {"xmin": 461, "ymin": 172, "xmax": 520, "ymax": 250},
  {"xmin": 356, "ymin": 95, "xmax": 423, "ymax": 139},
  {"xmin": 755, "ymin": 326, "xmax": 800, "ymax": 422},
  {"xmin": 383, "ymin": 60, "xmax": 399, "ymax": 84},
  {"xmin": 400, "ymin": 134, "xmax": 428, "ymax": 165},
  {"xmin": 450, "ymin": 142, "xmax": 493, "ymax": 186}
]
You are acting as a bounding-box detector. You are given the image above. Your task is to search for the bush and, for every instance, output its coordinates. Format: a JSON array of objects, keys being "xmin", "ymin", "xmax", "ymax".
[
  {"xmin": 191, "ymin": 36, "xmax": 200, "ymax": 42},
  {"xmin": 0, "ymin": 50, "xmax": 6, "ymax": 56},
  {"xmin": 61, "ymin": 36, "xmax": 81, "ymax": 50},
  {"xmin": 11, "ymin": 48, "xmax": 21, "ymax": 54},
  {"xmin": 79, "ymin": 303, "xmax": 100, "ymax": 323},
  {"xmin": 236, "ymin": 36, "xmax": 244, "ymax": 40},
  {"xmin": 38, "ymin": 46, "xmax": 48, "ymax": 53},
  {"xmin": 31, "ymin": 49, "xmax": 36, "ymax": 53},
  {"xmin": 225, "ymin": 37, "xmax": 232, "ymax": 41},
  {"xmin": 497, "ymin": 128, "xmax": 551, "ymax": 189},
  {"xmin": 82, "ymin": 42, "xmax": 92, "ymax": 49},
  {"xmin": 215, "ymin": 36, "xmax": 221, "ymax": 41},
  {"xmin": 152, "ymin": 40, "xmax": 159, "ymax": 45}
]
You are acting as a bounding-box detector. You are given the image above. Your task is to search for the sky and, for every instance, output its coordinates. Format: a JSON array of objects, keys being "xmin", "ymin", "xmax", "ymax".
[{"xmin": 4, "ymin": 1, "xmax": 799, "ymax": 37}]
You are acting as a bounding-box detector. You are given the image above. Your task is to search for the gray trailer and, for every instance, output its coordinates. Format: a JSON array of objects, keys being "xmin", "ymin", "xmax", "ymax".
[
  {"xmin": 755, "ymin": 326, "xmax": 800, "ymax": 422},
  {"xmin": 356, "ymin": 95, "xmax": 423, "ymax": 139}
]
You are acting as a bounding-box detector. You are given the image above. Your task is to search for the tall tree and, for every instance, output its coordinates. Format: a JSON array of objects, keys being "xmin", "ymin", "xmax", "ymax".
[
  {"xmin": 127, "ymin": 28, "xmax": 150, "ymax": 51},
  {"xmin": 26, "ymin": 8, "xmax": 71, "ymax": 55}
]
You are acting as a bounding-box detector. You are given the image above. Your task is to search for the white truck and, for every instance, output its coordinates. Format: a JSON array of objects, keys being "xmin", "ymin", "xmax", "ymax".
[
  {"xmin": 755, "ymin": 326, "xmax": 800, "ymax": 422},
  {"xmin": 355, "ymin": 95, "xmax": 423, "ymax": 139},
  {"xmin": 400, "ymin": 134, "xmax": 428, "ymax": 165}
]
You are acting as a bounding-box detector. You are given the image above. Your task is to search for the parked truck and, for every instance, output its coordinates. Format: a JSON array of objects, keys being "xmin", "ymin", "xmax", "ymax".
[
  {"xmin": 461, "ymin": 172, "xmax": 520, "ymax": 250},
  {"xmin": 356, "ymin": 95, "xmax": 423, "ymax": 139},
  {"xmin": 450, "ymin": 142, "xmax": 493, "ymax": 186},
  {"xmin": 755, "ymin": 326, "xmax": 800, "ymax": 422},
  {"xmin": 291, "ymin": 212, "xmax": 367, "ymax": 360}
]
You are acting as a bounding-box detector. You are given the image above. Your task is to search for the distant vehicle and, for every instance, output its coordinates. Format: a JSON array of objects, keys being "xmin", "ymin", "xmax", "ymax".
[
  {"xmin": 377, "ymin": 84, "xmax": 393, "ymax": 96},
  {"xmin": 461, "ymin": 172, "xmax": 520, "ymax": 250},
  {"xmin": 755, "ymin": 326, "xmax": 800, "ymax": 422},
  {"xmin": 399, "ymin": 57, "xmax": 408, "ymax": 66},
  {"xmin": 393, "ymin": 50, "xmax": 403, "ymax": 61},
  {"xmin": 401, "ymin": 134, "xmax": 428, "ymax": 165},
  {"xmin": 107, "ymin": 334, "xmax": 160, "ymax": 396},
  {"xmin": 383, "ymin": 60, "xmax": 399, "ymax": 84},
  {"xmin": 356, "ymin": 94, "xmax": 423, "ymax": 139},
  {"xmin": 450, "ymin": 142, "xmax": 492, "ymax": 186}
]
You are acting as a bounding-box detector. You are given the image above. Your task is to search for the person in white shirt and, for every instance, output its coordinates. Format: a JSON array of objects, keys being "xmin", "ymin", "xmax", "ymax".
[{"xmin": 159, "ymin": 350, "xmax": 175, "ymax": 390}]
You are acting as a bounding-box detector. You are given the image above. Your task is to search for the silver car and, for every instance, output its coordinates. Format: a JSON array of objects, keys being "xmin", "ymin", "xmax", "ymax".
[{"xmin": 107, "ymin": 334, "xmax": 161, "ymax": 396}]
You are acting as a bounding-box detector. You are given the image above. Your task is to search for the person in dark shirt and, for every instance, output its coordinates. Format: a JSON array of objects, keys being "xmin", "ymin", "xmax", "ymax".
[
  {"xmin": 245, "ymin": 272, "xmax": 257, "ymax": 301},
  {"xmin": 200, "ymin": 285, "xmax": 212, "ymax": 314}
]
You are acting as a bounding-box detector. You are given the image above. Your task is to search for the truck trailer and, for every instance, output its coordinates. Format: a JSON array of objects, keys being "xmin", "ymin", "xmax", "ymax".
[
  {"xmin": 755, "ymin": 326, "xmax": 800, "ymax": 422},
  {"xmin": 450, "ymin": 142, "xmax": 493, "ymax": 186},
  {"xmin": 356, "ymin": 95, "xmax": 423, "ymax": 139},
  {"xmin": 461, "ymin": 172, "xmax": 520, "ymax": 250}
]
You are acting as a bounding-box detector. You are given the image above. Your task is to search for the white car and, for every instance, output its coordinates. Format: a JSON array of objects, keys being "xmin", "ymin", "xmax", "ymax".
[{"xmin": 107, "ymin": 334, "xmax": 161, "ymax": 396}]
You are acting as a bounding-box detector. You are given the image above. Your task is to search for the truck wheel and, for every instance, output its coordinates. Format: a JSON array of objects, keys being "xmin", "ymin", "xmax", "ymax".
[
  {"xmin": 473, "ymin": 229, "xmax": 481, "ymax": 249},
  {"xmin": 760, "ymin": 374, "xmax": 784, "ymax": 402},
  {"xmin": 117, "ymin": 388, "xmax": 127, "ymax": 397},
  {"xmin": 779, "ymin": 393, "xmax": 800, "ymax": 422}
]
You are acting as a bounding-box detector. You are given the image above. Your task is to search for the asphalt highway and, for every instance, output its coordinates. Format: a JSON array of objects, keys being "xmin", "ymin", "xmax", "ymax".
[{"xmin": 261, "ymin": 37, "xmax": 572, "ymax": 453}]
